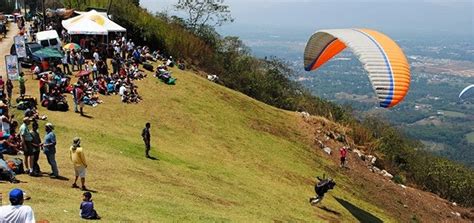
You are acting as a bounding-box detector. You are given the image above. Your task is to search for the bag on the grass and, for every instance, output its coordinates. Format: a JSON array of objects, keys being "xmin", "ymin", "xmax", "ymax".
[
  {"xmin": 143, "ymin": 63, "xmax": 154, "ymax": 72},
  {"xmin": 7, "ymin": 158, "xmax": 24, "ymax": 174}
]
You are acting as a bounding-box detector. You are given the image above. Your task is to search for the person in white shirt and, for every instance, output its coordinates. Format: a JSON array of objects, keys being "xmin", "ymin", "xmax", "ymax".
[
  {"xmin": 119, "ymin": 84, "xmax": 127, "ymax": 96},
  {"xmin": 0, "ymin": 188, "xmax": 35, "ymax": 223},
  {"xmin": 33, "ymin": 65, "xmax": 41, "ymax": 78},
  {"xmin": 119, "ymin": 84, "xmax": 127, "ymax": 102},
  {"xmin": 93, "ymin": 50, "xmax": 100, "ymax": 62},
  {"xmin": 0, "ymin": 114, "xmax": 11, "ymax": 134}
]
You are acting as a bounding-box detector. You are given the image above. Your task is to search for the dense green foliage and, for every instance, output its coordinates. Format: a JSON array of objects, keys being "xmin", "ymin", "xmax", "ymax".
[
  {"xmin": 0, "ymin": 0, "xmax": 15, "ymax": 13},
  {"xmin": 63, "ymin": 0, "xmax": 473, "ymax": 207},
  {"xmin": 350, "ymin": 116, "xmax": 474, "ymax": 206}
]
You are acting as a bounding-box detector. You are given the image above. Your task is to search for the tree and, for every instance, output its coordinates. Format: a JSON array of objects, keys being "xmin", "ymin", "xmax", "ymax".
[
  {"xmin": 0, "ymin": 0, "xmax": 15, "ymax": 13},
  {"xmin": 131, "ymin": 0, "xmax": 139, "ymax": 7},
  {"xmin": 174, "ymin": 0, "xmax": 234, "ymax": 30},
  {"xmin": 45, "ymin": 0, "xmax": 64, "ymax": 9}
]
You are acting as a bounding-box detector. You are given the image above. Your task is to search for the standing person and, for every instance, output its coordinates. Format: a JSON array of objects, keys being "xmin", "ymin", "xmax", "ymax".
[
  {"xmin": 93, "ymin": 49, "xmax": 100, "ymax": 62},
  {"xmin": 92, "ymin": 62, "xmax": 98, "ymax": 79},
  {"xmin": 78, "ymin": 51, "xmax": 84, "ymax": 71},
  {"xmin": 0, "ymin": 76, "xmax": 5, "ymax": 101},
  {"xmin": 70, "ymin": 50, "xmax": 76, "ymax": 71},
  {"xmin": 18, "ymin": 72, "xmax": 26, "ymax": 97},
  {"xmin": 2, "ymin": 23, "xmax": 6, "ymax": 38},
  {"xmin": 0, "ymin": 188, "xmax": 35, "ymax": 222},
  {"xmin": 74, "ymin": 84, "xmax": 85, "ymax": 116},
  {"xmin": 19, "ymin": 118, "xmax": 33, "ymax": 175},
  {"xmin": 30, "ymin": 121, "xmax": 41, "ymax": 176},
  {"xmin": 141, "ymin": 122, "xmax": 152, "ymax": 158},
  {"xmin": 62, "ymin": 51, "xmax": 71, "ymax": 75},
  {"xmin": 39, "ymin": 74, "xmax": 48, "ymax": 100},
  {"xmin": 42, "ymin": 123, "xmax": 59, "ymax": 178},
  {"xmin": 6, "ymin": 78, "xmax": 13, "ymax": 106},
  {"xmin": 111, "ymin": 57, "xmax": 118, "ymax": 74},
  {"xmin": 339, "ymin": 146, "xmax": 347, "ymax": 168},
  {"xmin": 70, "ymin": 137, "xmax": 88, "ymax": 191},
  {"xmin": 72, "ymin": 84, "xmax": 79, "ymax": 113}
]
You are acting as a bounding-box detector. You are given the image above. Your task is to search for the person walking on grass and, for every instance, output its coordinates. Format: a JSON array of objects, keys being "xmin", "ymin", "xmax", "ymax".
[
  {"xmin": 339, "ymin": 146, "xmax": 348, "ymax": 168},
  {"xmin": 42, "ymin": 123, "xmax": 59, "ymax": 178},
  {"xmin": 70, "ymin": 137, "xmax": 88, "ymax": 191},
  {"xmin": 141, "ymin": 122, "xmax": 152, "ymax": 158}
]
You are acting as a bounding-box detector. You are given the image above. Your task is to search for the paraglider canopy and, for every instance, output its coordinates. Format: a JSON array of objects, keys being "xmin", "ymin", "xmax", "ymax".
[
  {"xmin": 459, "ymin": 85, "xmax": 474, "ymax": 100},
  {"xmin": 304, "ymin": 28, "xmax": 410, "ymax": 108}
]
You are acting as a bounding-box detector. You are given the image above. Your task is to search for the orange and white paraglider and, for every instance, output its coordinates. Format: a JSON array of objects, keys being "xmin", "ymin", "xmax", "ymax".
[{"xmin": 304, "ymin": 29, "xmax": 411, "ymax": 108}]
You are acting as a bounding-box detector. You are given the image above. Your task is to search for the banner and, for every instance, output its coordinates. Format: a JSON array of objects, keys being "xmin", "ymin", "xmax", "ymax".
[
  {"xmin": 5, "ymin": 55, "xmax": 19, "ymax": 80},
  {"xmin": 14, "ymin": 35, "xmax": 27, "ymax": 58}
]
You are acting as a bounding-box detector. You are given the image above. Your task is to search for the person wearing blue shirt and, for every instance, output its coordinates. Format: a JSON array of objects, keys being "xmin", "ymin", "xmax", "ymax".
[
  {"xmin": 80, "ymin": 192, "xmax": 100, "ymax": 219},
  {"xmin": 42, "ymin": 123, "xmax": 59, "ymax": 178}
]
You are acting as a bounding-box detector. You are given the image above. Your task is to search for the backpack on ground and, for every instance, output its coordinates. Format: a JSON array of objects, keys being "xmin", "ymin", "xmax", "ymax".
[
  {"xmin": 7, "ymin": 158, "xmax": 24, "ymax": 174},
  {"xmin": 143, "ymin": 63, "xmax": 154, "ymax": 72},
  {"xmin": 56, "ymin": 99, "xmax": 69, "ymax": 111}
]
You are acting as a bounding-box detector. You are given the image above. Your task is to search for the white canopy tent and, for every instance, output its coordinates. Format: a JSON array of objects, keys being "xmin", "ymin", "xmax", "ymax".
[
  {"xmin": 62, "ymin": 18, "xmax": 108, "ymax": 35},
  {"xmin": 75, "ymin": 10, "xmax": 108, "ymax": 18},
  {"xmin": 62, "ymin": 10, "xmax": 126, "ymax": 35}
]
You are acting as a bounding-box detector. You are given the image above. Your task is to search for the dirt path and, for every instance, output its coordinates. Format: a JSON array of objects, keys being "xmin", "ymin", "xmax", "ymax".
[{"xmin": 0, "ymin": 23, "xmax": 19, "ymax": 79}]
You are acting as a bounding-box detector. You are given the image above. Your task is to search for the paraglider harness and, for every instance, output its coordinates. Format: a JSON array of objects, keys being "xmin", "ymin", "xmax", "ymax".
[{"xmin": 310, "ymin": 175, "xmax": 336, "ymax": 205}]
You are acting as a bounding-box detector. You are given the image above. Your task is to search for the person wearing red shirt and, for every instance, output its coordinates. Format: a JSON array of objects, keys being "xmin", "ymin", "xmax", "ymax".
[
  {"xmin": 339, "ymin": 146, "xmax": 348, "ymax": 168},
  {"xmin": 39, "ymin": 74, "xmax": 49, "ymax": 100},
  {"xmin": 74, "ymin": 84, "xmax": 85, "ymax": 116}
]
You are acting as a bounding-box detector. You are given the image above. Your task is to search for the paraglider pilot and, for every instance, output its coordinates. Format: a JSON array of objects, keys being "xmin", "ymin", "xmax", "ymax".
[{"xmin": 309, "ymin": 176, "xmax": 336, "ymax": 205}]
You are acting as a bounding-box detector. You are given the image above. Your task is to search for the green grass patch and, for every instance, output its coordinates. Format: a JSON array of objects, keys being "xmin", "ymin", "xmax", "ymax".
[
  {"xmin": 466, "ymin": 132, "xmax": 474, "ymax": 144},
  {"xmin": 439, "ymin": 110, "xmax": 466, "ymax": 118},
  {"xmin": 1, "ymin": 62, "xmax": 395, "ymax": 222}
]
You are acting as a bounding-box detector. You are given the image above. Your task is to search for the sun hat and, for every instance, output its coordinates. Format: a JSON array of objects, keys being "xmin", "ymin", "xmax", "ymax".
[
  {"xmin": 73, "ymin": 137, "xmax": 81, "ymax": 147},
  {"xmin": 45, "ymin": 122, "xmax": 54, "ymax": 130}
]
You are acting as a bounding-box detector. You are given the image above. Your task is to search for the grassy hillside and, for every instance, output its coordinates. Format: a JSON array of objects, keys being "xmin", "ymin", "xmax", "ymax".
[{"xmin": 3, "ymin": 64, "xmax": 397, "ymax": 222}]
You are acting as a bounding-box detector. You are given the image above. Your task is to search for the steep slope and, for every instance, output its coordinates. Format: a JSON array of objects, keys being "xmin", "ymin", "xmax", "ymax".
[
  {"xmin": 1, "ymin": 36, "xmax": 472, "ymax": 222},
  {"xmin": 4, "ymin": 65, "xmax": 468, "ymax": 222}
]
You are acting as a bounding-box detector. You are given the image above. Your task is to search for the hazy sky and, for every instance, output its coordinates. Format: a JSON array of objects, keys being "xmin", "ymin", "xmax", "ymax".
[{"xmin": 140, "ymin": 0, "xmax": 474, "ymax": 39}]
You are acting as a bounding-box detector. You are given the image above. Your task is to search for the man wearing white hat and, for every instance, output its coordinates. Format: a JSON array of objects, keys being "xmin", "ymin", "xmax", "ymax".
[{"xmin": 70, "ymin": 137, "xmax": 88, "ymax": 191}]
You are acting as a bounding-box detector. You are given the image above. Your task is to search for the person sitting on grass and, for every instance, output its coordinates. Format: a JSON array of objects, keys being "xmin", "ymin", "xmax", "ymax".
[
  {"xmin": 80, "ymin": 192, "xmax": 101, "ymax": 220},
  {"xmin": 4, "ymin": 121, "xmax": 22, "ymax": 155},
  {"xmin": 97, "ymin": 78, "xmax": 108, "ymax": 95},
  {"xmin": 0, "ymin": 157, "xmax": 20, "ymax": 183}
]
